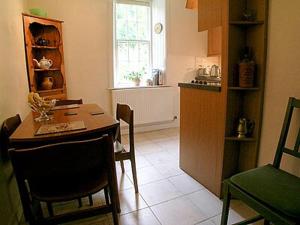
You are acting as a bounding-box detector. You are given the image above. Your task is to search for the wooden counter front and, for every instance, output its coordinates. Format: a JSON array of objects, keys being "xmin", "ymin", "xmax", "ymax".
[{"xmin": 179, "ymin": 86, "xmax": 226, "ymax": 197}]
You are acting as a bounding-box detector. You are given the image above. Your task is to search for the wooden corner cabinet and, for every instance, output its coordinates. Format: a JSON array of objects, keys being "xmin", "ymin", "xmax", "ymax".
[
  {"xmin": 225, "ymin": 0, "xmax": 268, "ymax": 175},
  {"xmin": 22, "ymin": 14, "xmax": 67, "ymax": 99},
  {"xmin": 179, "ymin": 0, "xmax": 268, "ymax": 197}
]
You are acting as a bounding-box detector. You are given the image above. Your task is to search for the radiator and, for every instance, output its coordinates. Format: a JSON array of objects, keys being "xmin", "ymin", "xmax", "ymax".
[{"xmin": 112, "ymin": 87, "xmax": 175, "ymax": 125}]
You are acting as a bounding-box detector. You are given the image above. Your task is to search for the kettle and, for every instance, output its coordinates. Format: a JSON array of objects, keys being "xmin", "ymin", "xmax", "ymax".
[
  {"xmin": 210, "ymin": 65, "xmax": 220, "ymax": 77},
  {"xmin": 33, "ymin": 56, "xmax": 53, "ymax": 69},
  {"xmin": 237, "ymin": 118, "xmax": 255, "ymax": 138}
]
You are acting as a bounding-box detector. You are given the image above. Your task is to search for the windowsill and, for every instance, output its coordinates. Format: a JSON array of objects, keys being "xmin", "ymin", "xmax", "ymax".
[{"xmin": 108, "ymin": 85, "xmax": 172, "ymax": 90}]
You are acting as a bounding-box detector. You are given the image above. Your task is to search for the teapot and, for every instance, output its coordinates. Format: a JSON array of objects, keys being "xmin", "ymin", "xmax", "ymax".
[
  {"xmin": 237, "ymin": 118, "xmax": 255, "ymax": 138},
  {"xmin": 33, "ymin": 56, "xmax": 53, "ymax": 69},
  {"xmin": 41, "ymin": 77, "xmax": 54, "ymax": 90}
]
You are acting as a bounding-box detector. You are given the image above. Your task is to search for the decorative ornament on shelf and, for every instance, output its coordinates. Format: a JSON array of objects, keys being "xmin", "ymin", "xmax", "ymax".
[
  {"xmin": 33, "ymin": 56, "xmax": 53, "ymax": 69},
  {"xmin": 28, "ymin": 92, "xmax": 56, "ymax": 122},
  {"xmin": 185, "ymin": 0, "xmax": 198, "ymax": 9}
]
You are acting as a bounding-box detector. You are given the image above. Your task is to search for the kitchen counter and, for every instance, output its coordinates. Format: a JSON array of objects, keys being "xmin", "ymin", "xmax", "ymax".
[{"xmin": 178, "ymin": 82, "xmax": 221, "ymax": 92}]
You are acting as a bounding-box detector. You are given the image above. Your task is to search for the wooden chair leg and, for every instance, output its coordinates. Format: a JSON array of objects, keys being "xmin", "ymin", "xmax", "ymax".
[
  {"xmin": 77, "ymin": 198, "xmax": 82, "ymax": 208},
  {"xmin": 104, "ymin": 186, "xmax": 110, "ymax": 205},
  {"xmin": 88, "ymin": 195, "xmax": 93, "ymax": 206},
  {"xmin": 221, "ymin": 182, "xmax": 231, "ymax": 225},
  {"xmin": 120, "ymin": 160, "xmax": 125, "ymax": 173},
  {"xmin": 108, "ymin": 185, "xmax": 119, "ymax": 225},
  {"xmin": 46, "ymin": 202, "xmax": 54, "ymax": 217},
  {"xmin": 130, "ymin": 158, "xmax": 139, "ymax": 193}
]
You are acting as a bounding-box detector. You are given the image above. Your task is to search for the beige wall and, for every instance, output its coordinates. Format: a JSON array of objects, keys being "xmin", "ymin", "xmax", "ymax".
[
  {"xmin": 0, "ymin": 0, "xmax": 29, "ymax": 124},
  {"xmin": 258, "ymin": 0, "xmax": 300, "ymax": 174}
]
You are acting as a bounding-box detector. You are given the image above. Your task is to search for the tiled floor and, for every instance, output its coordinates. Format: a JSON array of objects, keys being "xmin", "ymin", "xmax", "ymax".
[{"xmin": 22, "ymin": 128, "xmax": 261, "ymax": 225}]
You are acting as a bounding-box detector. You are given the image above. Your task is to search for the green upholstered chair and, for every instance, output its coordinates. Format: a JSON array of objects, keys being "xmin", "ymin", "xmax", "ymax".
[{"xmin": 221, "ymin": 97, "xmax": 300, "ymax": 225}]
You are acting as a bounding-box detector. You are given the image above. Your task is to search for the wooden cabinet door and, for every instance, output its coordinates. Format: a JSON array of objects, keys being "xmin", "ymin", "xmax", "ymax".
[
  {"xmin": 198, "ymin": 0, "xmax": 222, "ymax": 31},
  {"xmin": 207, "ymin": 26, "xmax": 222, "ymax": 56}
]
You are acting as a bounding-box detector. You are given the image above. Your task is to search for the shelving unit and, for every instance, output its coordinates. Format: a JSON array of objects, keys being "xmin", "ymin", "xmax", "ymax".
[
  {"xmin": 224, "ymin": 0, "xmax": 268, "ymax": 175},
  {"xmin": 22, "ymin": 14, "xmax": 67, "ymax": 99}
]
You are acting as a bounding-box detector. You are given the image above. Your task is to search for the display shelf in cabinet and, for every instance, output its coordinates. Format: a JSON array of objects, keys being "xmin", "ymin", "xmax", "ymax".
[
  {"xmin": 31, "ymin": 45, "xmax": 59, "ymax": 49},
  {"xmin": 229, "ymin": 21, "xmax": 264, "ymax": 25},
  {"xmin": 37, "ymin": 88, "xmax": 64, "ymax": 94},
  {"xmin": 225, "ymin": 136, "xmax": 256, "ymax": 142},
  {"xmin": 228, "ymin": 87, "xmax": 260, "ymax": 91},
  {"xmin": 34, "ymin": 68, "xmax": 61, "ymax": 72}
]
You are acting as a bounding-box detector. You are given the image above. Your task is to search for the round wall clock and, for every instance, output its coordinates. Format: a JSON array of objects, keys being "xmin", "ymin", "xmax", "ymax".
[{"xmin": 154, "ymin": 23, "xmax": 163, "ymax": 34}]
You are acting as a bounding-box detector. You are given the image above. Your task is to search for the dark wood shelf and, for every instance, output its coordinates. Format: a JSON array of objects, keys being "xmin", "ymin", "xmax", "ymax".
[
  {"xmin": 229, "ymin": 20, "xmax": 264, "ymax": 25},
  {"xmin": 31, "ymin": 45, "xmax": 59, "ymax": 49},
  {"xmin": 34, "ymin": 68, "xmax": 60, "ymax": 72},
  {"xmin": 37, "ymin": 88, "xmax": 64, "ymax": 94},
  {"xmin": 225, "ymin": 136, "xmax": 256, "ymax": 142},
  {"xmin": 228, "ymin": 87, "xmax": 260, "ymax": 91}
]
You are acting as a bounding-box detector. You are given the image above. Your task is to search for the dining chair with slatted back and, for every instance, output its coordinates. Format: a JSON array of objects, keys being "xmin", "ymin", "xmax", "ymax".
[
  {"xmin": 114, "ymin": 103, "xmax": 138, "ymax": 193},
  {"xmin": 9, "ymin": 135, "xmax": 119, "ymax": 225},
  {"xmin": 0, "ymin": 114, "xmax": 21, "ymax": 161},
  {"xmin": 55, "ymin": 99, "xmax": 83, "ymax": 106},
  {"xmin": 221, "ymin": 97, "xmax": 300, "ymax": 225}
]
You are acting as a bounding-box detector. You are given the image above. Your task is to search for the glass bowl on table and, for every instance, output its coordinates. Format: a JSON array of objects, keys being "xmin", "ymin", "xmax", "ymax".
[{"xmin": 28, "ymin": 92, "xmax": 56, "ymax": 122}]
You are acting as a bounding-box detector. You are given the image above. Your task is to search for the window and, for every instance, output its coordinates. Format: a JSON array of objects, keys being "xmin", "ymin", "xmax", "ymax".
[{"xmin": 114, "ymin": 0, "xmax": 152, "ymax": 87}]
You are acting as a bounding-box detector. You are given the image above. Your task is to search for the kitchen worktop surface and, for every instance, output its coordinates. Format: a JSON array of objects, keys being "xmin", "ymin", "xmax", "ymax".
[{"xmin": 178, "ymin": 82, "xmax": 221, "ymax": 92}]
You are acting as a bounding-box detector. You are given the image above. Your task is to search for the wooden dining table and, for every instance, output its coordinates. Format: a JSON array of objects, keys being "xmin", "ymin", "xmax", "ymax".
[{"xmin": 10, "ymin": 103, "xmax": 121, "ymax": 212}]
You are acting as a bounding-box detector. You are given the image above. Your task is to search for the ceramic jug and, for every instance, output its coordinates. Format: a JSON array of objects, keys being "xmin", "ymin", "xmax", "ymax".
[{"xmin": 41, "ymin": 77, "xmax": 54, "ymax": 90}]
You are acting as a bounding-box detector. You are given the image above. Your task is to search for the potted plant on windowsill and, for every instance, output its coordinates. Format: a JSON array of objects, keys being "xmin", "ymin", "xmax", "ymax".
[{"xmin": 125, "ymin": 69, "xmax": 145, "ymax": 86}]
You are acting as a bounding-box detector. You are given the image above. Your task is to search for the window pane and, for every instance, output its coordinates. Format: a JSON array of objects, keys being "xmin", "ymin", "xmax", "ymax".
[
  {"xmin": 117, "ymin": 41, "xmax": 128, "ymax": 61},
  {"xmin": 115, "ymin": 2, "xmax": 151, "ymax": 87}
]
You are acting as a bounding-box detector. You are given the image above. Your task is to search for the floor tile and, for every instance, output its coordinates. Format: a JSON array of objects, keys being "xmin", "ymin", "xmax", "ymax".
[
  {"xmin": 144, "ymin": 151, "xmax": 177, "ymax": 165},
  {"xmin": 118, "ymin": 188, "xmax": 148, "ymax": 215},
  {"xmin": 127, "ymin": 166, "xmax": 164, "ymax": 185},
  {"xmin": 153, "ymin": 160, "xmax": 183, "ymax": 178},
  {"xmin": 151, "ymin": 196, "xmax": 208, "ymax": 225},
  {"xmin": 123, "ymin": 155, "xmax": 152, "ymax": 170},
  {"xmin": 135, "ymin": 142, "xmax": 163, "ymax": 155},
  {"xmin": 169, "ymin": 173, "xmax": 205, "ymax": 194},
  {"xmin": 119, "ymin": 208, "xmax": 160, "ymax": 225},
  {"xmin": 116, "ymin": 169, "xmax": 134, "ymax": 191},
  {"xmin": 187, "ymin": 189, "xmax": 222, "ymax": 218},
  {"xmin": 139, "ymin": 179, "xmax": 183, "ymax": 206}
]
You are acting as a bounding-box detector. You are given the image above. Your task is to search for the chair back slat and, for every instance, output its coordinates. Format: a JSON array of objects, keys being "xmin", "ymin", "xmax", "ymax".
[
  {"xmin": 55, "ymin": 99, "xmax": 83, "ymax": 106},
  {"xmin": 273, "ymin": 97, "xmax": 300, "ymax": 168},
  {"xmin": 294, "ymin": 128, "xmax": 300, "ymax": 152},
  {"xmin": 116, "ymin": 103, "xmax": 134, "ymax": 150},
  {"xmin": 0, "ymin": 114, "xmax": 21, "ymax": 160},
  {"xmin": 9, "ymin": 136, "xmax": 113, "ymax": 189},
  {"xmin": 283, "ymin": 148, "xmax": 300, "ymax": 158}
]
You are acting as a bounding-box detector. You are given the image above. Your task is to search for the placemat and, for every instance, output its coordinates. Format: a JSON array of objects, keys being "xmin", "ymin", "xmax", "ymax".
[{"xmin": 35, "ymin": 121, "xmax": 86, "ymax": 136}]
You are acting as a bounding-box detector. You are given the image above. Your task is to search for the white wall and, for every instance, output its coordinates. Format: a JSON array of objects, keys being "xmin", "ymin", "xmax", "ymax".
[
  {"xmin": 0, "ymin": 0, "xmax": 29, "ymax": 124},
  {"xmin": 258, "ymin": 0, "xmax": 300, "ymax": 174}
]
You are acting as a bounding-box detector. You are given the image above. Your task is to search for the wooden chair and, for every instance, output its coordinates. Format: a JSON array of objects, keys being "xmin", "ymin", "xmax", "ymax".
[
  {"xmin": 0, "ymin": 114, "xmax": 21, "ymax": 161},
  {"xmin": 221, "ymin": 97, "xmax": 300, "ymax": 225},
  {"xmin": 9, "ymin": 135, "xmax": 119, "ymax": 225},
  {"xmin": 114, "ymin": 103, "xmax": 139, "ymax": 193},
  {"xmin": 55, "ymin": 99, "xmax": 83, "ymax": 106}
]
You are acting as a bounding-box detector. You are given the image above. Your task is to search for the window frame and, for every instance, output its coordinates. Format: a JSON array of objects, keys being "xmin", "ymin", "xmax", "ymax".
[{"xmin": 113, "ymin": 0, "xmax": 153, "ymax": 88}]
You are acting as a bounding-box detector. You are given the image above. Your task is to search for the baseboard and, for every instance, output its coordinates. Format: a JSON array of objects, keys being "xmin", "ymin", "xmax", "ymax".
[{"xmin": 121, "ymin": 119, "xmax": 179, "ymax": 134}]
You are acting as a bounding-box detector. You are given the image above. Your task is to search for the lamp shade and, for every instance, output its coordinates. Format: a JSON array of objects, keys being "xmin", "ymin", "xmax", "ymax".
[{"xmin": 185, "ymin": 0, "xmax": 198, "ymax": 9}]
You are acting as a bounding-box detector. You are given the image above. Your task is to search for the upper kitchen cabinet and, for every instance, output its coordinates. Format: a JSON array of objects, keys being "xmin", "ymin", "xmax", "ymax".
[
  {"xmin": 207, "ymin": 26, "xmax": 222, "ymax": 56},
  {"xmin": 22, "ymin": 14, "xmax": 67, "ymax": 99},
  {"xmin": 198, "ymin": 0, "xmax": 222, "ymax": 31}
]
